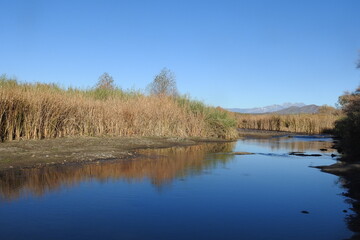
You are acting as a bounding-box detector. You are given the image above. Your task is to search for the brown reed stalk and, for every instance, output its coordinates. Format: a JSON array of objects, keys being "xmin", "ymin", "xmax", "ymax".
[
  {"xmin": 0, "ymin": 78, "xmax": 237, "ymax": 141},
  {"xmin": 235, "ymin": 112, "xmax": 341, "ymax": 134}
]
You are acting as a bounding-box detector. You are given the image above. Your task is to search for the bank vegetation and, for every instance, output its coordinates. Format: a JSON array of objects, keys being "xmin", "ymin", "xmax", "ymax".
[
  {"xmin": 234, "ymin": 106, "xmax": 341, "ymax": 134},
  {"xmin": 334, "ymin": 86, "xmax": 360, "ymax": 160},
  {"xmin": 0, "ymin": 74, "xmax": 237, "ymax": 141}
]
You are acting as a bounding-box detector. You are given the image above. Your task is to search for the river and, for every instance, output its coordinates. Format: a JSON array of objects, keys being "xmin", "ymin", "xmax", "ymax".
[{"xmin": 0, "ymin": 135, "xmax": 357, "ymax": 239}]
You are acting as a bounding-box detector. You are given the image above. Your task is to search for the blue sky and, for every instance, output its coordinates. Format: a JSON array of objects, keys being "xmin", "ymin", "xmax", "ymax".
[{"xmin": 1, "ymin": 0, "xmax": 359, "ymax": 108}]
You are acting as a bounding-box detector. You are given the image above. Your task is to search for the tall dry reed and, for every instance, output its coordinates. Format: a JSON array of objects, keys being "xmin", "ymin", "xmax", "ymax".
[
  {"xmin": 236, "ymin": 113, "xmax": 340, "ymax": 134},
  {"xmin": 0, "ymin": 77, "xmax": 237, "ymax": 141}
]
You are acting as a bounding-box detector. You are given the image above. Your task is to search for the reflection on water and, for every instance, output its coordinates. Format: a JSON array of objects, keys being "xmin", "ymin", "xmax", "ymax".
[
  {"xmin": 0, "ymin": 136, "xmax": 357, "ymax": 240},
  {"xmin": 338, "ymin": 174, "xmax": 360, "ymax": 239},
  {"xmin": 0, "ymin": 142, "xmax": 235, "ymax": 201},
  {"xmin": 239, "ymin": 136, "xmax": 336, "ymax": 153}
]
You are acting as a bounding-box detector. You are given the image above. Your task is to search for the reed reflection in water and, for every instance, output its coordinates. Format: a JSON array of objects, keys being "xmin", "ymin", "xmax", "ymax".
[
  {"xmin": 238, "ymin": 136, "xmax": 336, "ymax": 153},
  {"xmin": 0, "ymin": 137, "xmax": 356, "ymax": 240},
  {"xmin": 0, "ymin": 142, "xmax": 236, "ymax": 201}
]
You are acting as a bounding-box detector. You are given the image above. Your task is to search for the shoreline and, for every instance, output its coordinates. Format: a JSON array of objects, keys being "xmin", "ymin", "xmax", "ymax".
[
  {"xmin": 0, "ymin": 136, "xmax": 233, "ymax": 171},
  {"xmin": 0, "ymin": 128, "xmax": 293, "ymax": 171},
  {"xmin": 315, "ymin": 162, "xmax": 360, "ymax": 176},
  {"xmin": 237, "ymin": 128, "xmax": 333, "ymax": 138},
  {"xmin": 2, "ymin": 129, "xmax": 357, "ymax": 175},
  {"xmin": 238, "ymin": 129, "xmax": 360, "ymax": 176}
]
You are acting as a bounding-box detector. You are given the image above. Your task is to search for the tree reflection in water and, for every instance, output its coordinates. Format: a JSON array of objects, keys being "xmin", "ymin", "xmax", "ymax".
[
  {"xmin": 0, "ymin": 142, "xmax": 236, "ymax": 201},
  {"xmin": 339, "ymin": 173, "xmax": 360, "ymax": 240}
]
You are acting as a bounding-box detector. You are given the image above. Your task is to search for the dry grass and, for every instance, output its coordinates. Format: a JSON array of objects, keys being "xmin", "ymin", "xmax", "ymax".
[
  {"xmin": 0, "ymin": 76, "xmax": 237, "ymax": 141},
  {"xmin": 235, "ymin": 113, "xmax": 341, "ymax": 134}
]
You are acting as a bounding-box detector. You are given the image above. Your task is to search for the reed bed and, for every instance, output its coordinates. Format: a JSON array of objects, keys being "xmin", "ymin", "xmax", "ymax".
[
  {"xmin": 236, "ymin": 113, "xmax": 340, "ymax": 134},
  {"xmin": 0, "ymin": 77, "xmax": 237, "ymax": 141}
]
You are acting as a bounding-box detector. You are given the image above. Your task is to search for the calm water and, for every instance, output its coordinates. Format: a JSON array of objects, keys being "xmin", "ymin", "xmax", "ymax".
[{"xmin": 0, "ymin": 136, "xmax": 357, "ymax": 240}]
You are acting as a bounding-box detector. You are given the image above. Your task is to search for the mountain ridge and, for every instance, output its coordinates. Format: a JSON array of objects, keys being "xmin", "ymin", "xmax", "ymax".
[
  {"xmin": 272, "ymin": 104, "xmax": 319, "ymax": 114},
  {"xmin": 228, "ymin": 103, "xmax": 320, "ymax": 114},
  {"xmin": 228, "ymin": 103, "xmax": 306, "ymax": 114}
]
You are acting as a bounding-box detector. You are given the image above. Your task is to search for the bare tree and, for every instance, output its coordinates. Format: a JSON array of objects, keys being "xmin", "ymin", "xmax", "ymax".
[
  {"xmin": 148, "ymin": 68, "xmax": 178, "ymax": 96},
  {"xmin": 96, "ymin": 72, "xmax": 115, "ymax": 90}
]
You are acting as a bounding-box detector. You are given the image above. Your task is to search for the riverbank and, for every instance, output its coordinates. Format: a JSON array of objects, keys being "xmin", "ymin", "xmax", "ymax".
[
  {"xmin": 235, "ymin": 112, "xmax": 339, "ymax": 134},
  {"xmin": 237, "ymin": 128, "xmax": 300, "ymax": 138},
  {"xmin": 237, "ymin": 128, "xmax": 335, "ymax": 139},
  {"xmin": 316, "ymin": 162, "xmax": 360, "ymax": 175},
  {"xmin": 0, "ymin": 128, "xmax": 353, "ymax": 239},
  {"xmin": 238, "ymin": 129, "xmax": 360, "ymax": 175},
  {"xmin": 0, "ymin": 77, "xmax": 237, "ymax": 141},
  {"xmin": 316, "ymin": 159, "xmax": 360, "ymax": 239},
  {"xmin": 0, "ymin": 129, "xmax": 337, "ymax": 171},
  {"xmin": 0, "ymin": 136, "xmax": 232, "ymax": 171}
]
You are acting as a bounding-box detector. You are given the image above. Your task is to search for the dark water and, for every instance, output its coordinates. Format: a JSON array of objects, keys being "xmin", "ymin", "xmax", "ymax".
[{"xmin": 0, "ymin": 136, "xmax": 357, "ymax": 240}]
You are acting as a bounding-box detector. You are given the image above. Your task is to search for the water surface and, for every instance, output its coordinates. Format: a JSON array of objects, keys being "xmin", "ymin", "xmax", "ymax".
[{"xmin": 0, "ymin": 136, "xmax": 356, "ymax": 239}]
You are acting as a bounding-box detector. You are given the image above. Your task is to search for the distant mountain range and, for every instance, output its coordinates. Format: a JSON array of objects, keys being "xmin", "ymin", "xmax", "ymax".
[
  {"xmin": 228, "ymin": 103, "xmax": 320, "ymax": 114},
  {"xmin": 273, "ymin": 104, "xmax": 320, "ymax": 114}
]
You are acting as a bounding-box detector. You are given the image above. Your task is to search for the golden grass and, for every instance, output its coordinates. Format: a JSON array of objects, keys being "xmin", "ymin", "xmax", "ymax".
[
  {"xmin": 235, "ymin": 113, "xmax": 341, "ymax": 134},
  {"xmin": 0, "ymin": 77, "xmax": 237, "ymax": 141}
]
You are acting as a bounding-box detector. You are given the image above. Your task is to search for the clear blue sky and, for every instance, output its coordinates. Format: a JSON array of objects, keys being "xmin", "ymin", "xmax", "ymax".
[{"xmin": 1, "ymin": 0, "xmax": 359, "ymax": 108}]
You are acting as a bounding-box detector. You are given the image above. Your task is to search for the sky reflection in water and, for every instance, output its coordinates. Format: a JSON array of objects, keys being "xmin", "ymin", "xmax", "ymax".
[{"xmin": 0, "ymin": 137, "xmax": 355, "ymax": 240}]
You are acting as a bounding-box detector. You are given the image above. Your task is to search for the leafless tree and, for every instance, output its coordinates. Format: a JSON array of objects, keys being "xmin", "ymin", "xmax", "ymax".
[
  {"xmin": 96, "ymin": 72, "xmax": 115, "ymax": 90},
  {"xmin": 148, "ymin": 68, "xmax": 178, "ymax": 96}
]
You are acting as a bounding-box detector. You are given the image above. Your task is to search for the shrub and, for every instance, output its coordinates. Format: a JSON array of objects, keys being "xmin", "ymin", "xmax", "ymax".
[{"xmin": 334, "ymin": 86, "xmax": 360, "ymax": 160}]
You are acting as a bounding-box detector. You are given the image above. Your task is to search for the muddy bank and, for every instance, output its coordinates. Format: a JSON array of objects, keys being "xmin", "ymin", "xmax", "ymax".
[
  {"xmin": 315, "ymin": 154, "xmax": 360, "ymax": 239},
  {"xmin": 0, "ymin": 142, "xmax": 237, "ymax": 200},
  {"xmin": 0, "ymin": 129, "xmax": 337, "ymax": 171},
  {"xmin": 316, "ymin": 162, "xmax": 360, "ymax": 240},
  {"xmin": 237, "ymin": 128, "xmax": 334, "ymax": 139},
  {"xmin": 316, "ymin": 162, "xmax": 360, "ymax": 175},
  {"xmin": 0, "ymin": 129, "xmax": 292, "ymax": 171},
  {"xmin": 0, "ymin": 136, "xmax": 232, "ymax": 171},
  {"xmin": 237, "ymin": 129, "xmax": 297, "ymax": 138}
]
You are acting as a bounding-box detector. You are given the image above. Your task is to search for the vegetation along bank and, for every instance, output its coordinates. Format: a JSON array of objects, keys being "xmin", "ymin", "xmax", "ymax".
[{"xmin": 0, "ymin": 71, "xmax": 238, "ymax": 142}]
